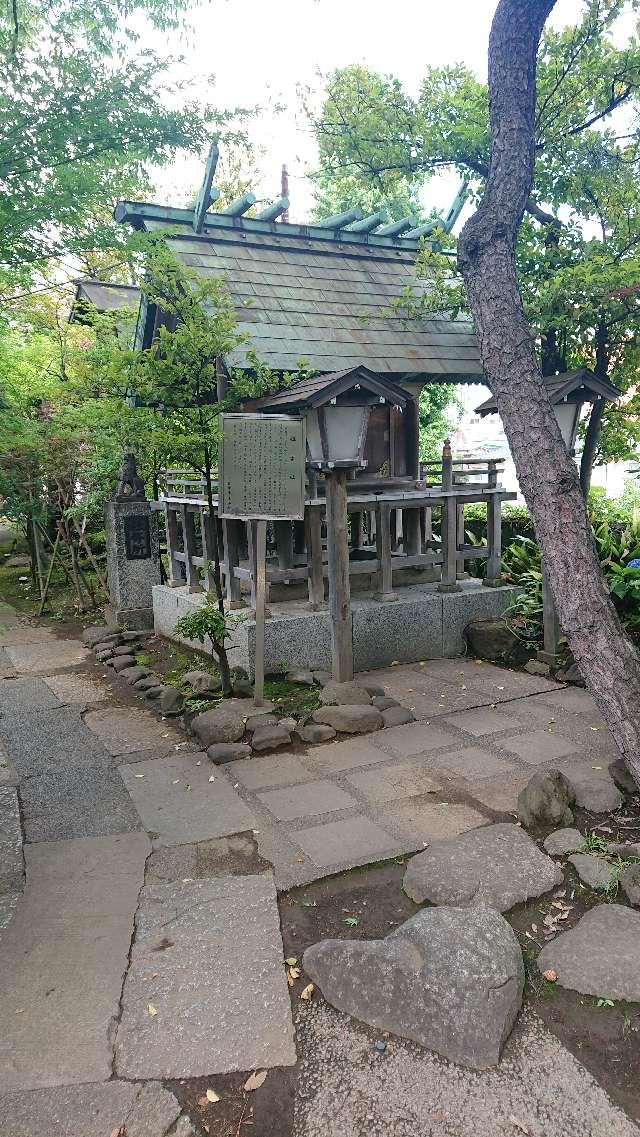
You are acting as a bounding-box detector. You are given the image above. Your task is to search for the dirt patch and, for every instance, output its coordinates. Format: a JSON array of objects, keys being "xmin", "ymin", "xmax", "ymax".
[{"xmin": 168, "ymin": 1068, "xmax": 296, "ymax": 1137}]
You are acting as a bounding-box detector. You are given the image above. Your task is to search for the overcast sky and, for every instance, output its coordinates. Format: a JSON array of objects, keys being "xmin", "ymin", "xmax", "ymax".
[{"xmin": 153, "ymin": 0, "xmax": 634, "ymax": 221}]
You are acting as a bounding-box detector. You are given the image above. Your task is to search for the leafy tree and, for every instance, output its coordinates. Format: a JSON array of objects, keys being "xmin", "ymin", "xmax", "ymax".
[
  {"xmin": 309, "ymin": 3, "xmax": 640, "ymax": 481},
  {"xmin": 457, "ymin": 0, "xmax": 640, "ymax": 785},
  {"xmin": 0, "ymin": 0, "xmax": 224, "ymax": 298}
]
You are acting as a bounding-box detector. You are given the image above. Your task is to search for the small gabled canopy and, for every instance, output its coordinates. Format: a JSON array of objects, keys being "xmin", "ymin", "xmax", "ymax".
[
  {"xmin": 245, "ymin": 365, "xmax": 410, "ymax": 415},
  {"xmin": 70, "ymin": 280, "xmax": 140, "ymax": 323},
  {"xmin": 475, "ymin": 367, "xmax": 621, "ymax": 416}
]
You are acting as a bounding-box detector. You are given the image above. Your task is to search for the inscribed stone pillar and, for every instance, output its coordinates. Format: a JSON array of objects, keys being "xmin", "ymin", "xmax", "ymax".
[{"xmin": 105, "ymin": 452, "xmax": 161, "ymax": 629}]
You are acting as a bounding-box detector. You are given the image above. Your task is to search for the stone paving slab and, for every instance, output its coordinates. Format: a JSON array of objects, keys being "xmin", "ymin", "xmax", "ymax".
[
  {"xmin": 115, "ymin": 873, "xmax": 296, "ymax": 1078},
  {"xmin": 84, "ymin": 706, "xmax": 180, "ymax": 756},
  {"xmin": 378, "ymin": 799, "xmax": 488, "ymax": 845},
  {"xmin": 306, "ymin": 736, "xmax": 395, "ymax": 773},
  {"xmin": 295, "ymin": 1002, "xmax": 640, "ymax": 1137},
  {"xmin": 0, "ymin": 786, "xmax": 23, "ymax": 895},
  {"xmin": 0, "ymin": 626, "xmax": 57, "ymax": 645},
  {"xmin": 288, "ymin": 815, "xmax": 406, "ymax": 870},
  {"xmin": 20, "ymin": 763, "xmax": 142, "ymax": 841},
  {"xmin": 3, "ymin": 639, "xmax": 89, "ymax": 672},
  {"xmin": 119, "ymin": 751, "xmax": 256, "ymax": 845},
  {"xmin": 257, "ymin": 780, "xmax": 357, "ymax": 821},
  {"xmin": 42, "ymin": 671, "xmax": 110, "ymax": 706},
  {"xmin": 0, "ymin": 705, "xmax": 110, "ymax": 775},
  {"xmin": 345, "ymin": 760, "xmax": 443, "ymax": 803},
  {"xmin": 442, "ymin": 707, "xmax": 527, "ymax": 736},
  {"xmin": 372, "ymin": 721, "xmax": 457, "ymax": 759},
  {"xmin": 499, "ymin": 728, "xmax": 582, "ymax": 765},
  {"xmin": 229, "ymin": 752, "xmax": 313, "ymax": 790},
  {"xmin": 458, "ymin": 773, "xmax": 531, "ymax": 814},
  {"xmin": 0, "ymin": 832, "xmax": 150, "ymax": 1091},
  {"xmin": 0, "ymin": 1080, "xmax": 192, "ymax": 1137},
  {"xmin": 0, "ymin": 676, "xmax": 61, "ymax": 716},
  {"xmin": 425, "ymin": 745, "xmax": 516, "ymax": 779}
]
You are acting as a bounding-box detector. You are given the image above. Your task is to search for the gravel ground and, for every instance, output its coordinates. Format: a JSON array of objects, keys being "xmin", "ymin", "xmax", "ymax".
[{"xmin": 294, "ymin": 1002, "xmax": 640, "ymax": 1137}]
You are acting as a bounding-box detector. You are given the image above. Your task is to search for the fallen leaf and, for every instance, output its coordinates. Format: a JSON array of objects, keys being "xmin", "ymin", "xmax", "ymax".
[
  {"xmin": 244, "ymin": 1070, "xmax": 268, "ymax": 1092},
  {"xmin": 287, "ymin": 966, "xmax": 301, "ymax": 984},
  {"xmin": 530, "ymin": 923, "xmax": 538, "ymax": 933},
  {"xmin": 285, "ymin": 956, "xmax": 298, "ymax": 966},
  {"xmin": 509, "ymin": 1118, "xmax": 531, "ymax": 1135},
  {"xmin": 300, "ymin": 983, "xmax": 315, "ymax": 1001},
  {"xmin": 208, "ymin": 775, "xmax": 215, "ymax": 782},
  {"xmin": 543, "ymin": 969, "xmax": 558, "ymax": 982},
  {"xmin": 147, "ymin": 1003, "xmax": 158, "ymax": 1017},
  {"xmin": 109, "ymin": 1127, "xmax": 126, "ymax": 1137},
  {"xmin": 134, "ymin": 774, "xmax": 145, "ymax": 779},
  {"xmin": 205, "ymin": 1087, "xmax": 220, "ymax": 1103}
]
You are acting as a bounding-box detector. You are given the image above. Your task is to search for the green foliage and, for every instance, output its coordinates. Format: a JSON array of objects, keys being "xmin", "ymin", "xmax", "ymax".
[
  {"xmin": 497, "ymin": 497, "xmax": 640, "ymax": 645},
  {"xmin": 0, "ymin": 0, "xmax": 228, "ymax": 295},
  {"xmin": 309, "ymin": 4, "xmax": 640, "ymax": 466},
  {"xmin": 173, "ymin": 594, "xmax": 234, "ymax": 659},
  {"xmin": 418, "ymin": 384, "xmax": 460, "ymax": 461}
]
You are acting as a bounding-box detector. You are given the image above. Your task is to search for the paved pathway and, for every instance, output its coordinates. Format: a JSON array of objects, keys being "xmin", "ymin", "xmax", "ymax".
[
  {"xmin": 0, "ymin": 605, "xmax": 293, "ymax": 1134},
  {"xmin": 0, "ymin": 601, "xmax": 635, "ymax": 1137},
  {"xmin": 226, "ymin": 658, "xmax": 620, "ymax": 887}
]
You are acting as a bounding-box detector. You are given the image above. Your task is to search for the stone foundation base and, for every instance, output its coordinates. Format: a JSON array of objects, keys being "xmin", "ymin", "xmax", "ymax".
[
  {"xmin": 104, "ymin": 603, "xmax": 155, "ymax": 631},
  {"xmin": 152, "ymin": 580, "xmax": 517, "ymax": 676}
]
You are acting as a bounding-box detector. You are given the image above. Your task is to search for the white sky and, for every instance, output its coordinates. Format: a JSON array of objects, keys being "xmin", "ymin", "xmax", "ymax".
[{"xmin": 151, "ymin": 0, "xmax": 635, "ymax": 221}]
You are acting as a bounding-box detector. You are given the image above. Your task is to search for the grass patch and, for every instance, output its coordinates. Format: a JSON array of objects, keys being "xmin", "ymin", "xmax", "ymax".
[{"xmin": 264, "ymin": 676, "xmax": 322, "ymax": 720}]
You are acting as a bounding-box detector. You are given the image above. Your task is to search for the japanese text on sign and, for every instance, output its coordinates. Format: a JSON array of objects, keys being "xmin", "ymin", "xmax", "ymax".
[{"xmin": 218, "ymin": 413, "xmax": 306, "ymax": 520}]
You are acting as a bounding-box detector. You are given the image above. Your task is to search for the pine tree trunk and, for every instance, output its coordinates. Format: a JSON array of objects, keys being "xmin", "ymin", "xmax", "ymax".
[{"xmin": 457, "ymin": 0, "xmax": 640, "ymax": 786}]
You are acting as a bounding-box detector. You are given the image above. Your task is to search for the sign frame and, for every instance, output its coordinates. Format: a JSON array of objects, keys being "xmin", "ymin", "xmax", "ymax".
[{"xmin": 218, "ymin": 412, "xmax": 306, "ymax": 522}]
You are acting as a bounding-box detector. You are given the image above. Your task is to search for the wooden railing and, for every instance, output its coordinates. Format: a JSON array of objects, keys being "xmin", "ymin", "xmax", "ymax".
[{"xmin": 159, "ymin": 445, "xmax": 516, "ymax": 609}]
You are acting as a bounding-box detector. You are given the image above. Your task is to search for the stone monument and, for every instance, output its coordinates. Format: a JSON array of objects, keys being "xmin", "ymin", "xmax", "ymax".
[{"xmin": 105, "ymin": 452, "xmax": 161, "ymax": 629}]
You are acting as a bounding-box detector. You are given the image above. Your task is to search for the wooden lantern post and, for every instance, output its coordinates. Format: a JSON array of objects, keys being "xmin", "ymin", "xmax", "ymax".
[{"xmin": 324, "ymin": 468, "xmax": 353, "ymax": 682}]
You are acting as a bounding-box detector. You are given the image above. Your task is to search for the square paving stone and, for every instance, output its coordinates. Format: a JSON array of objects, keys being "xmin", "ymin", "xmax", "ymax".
[
  {"xmin": 0, "ymin": 1081, "xmax": 187, "ymax": 1137},
  {"xmin": 462, "ymin": 773, "xmax": 532, "ymax": 814},
  {"xmin": 115, "ymin": 873, "xmax": 296, "ymax": 1078},
  {"xmin": 43, "ymin": 672, "xmax": 109, "ymax": 706},
  {"xmin": 425, "ymin": 746, "xmax": 516, "ymax": 779},
  {"xmin": 499, "ymin": 728, "xmax": 581, "ymax": 765},
  {"xmin": 373, "ymin": 722, "xmax": 456, "ymax": 759},
  {"xmin": 3, "ymin": 640, "xmax": 89, "ymax": 673},
  {"xmin": 84, "ymin": 707, "xmax": 179, "ymax": 757},
  {"xmin": 119, "ymin": 753, "xmax": 256, "ymax": 845},
  {"xmin": 306, "ymin": 737, "xmax": 391, "ymax": 773},
  {"xmin": 0, "ymin": 627, "xmax": 57, "ymax": 645},
  {"xmin": 346, "ymin": 761, "xmax": 442, "ymax": 803},
  {"xmin": 0, "ymin": 705, "xmax": 111, "ymax": 776},
  {"xmin": 442, "ymin": 707, "xmax": 525, "ymax": 737},
  {"xmin": 0, "ymin": 677, "xmax": 61, "ymax": 717},
  {"xmin": 289, "ymin": 815, "xmax": 401, "ymax": 869},
  {"xmin": 20, "ymin": 764, "xmax": 142, "ymax": 841},
  {"xmin": 0, "ymin": 832, "xmax": 150, "ymax": 1091},
  {"xmin": 257, "ymin": 780, "xmax": 357, "ymax": 821},
  {"xmin": 228, "ymin": 752, "xmax": 312, "ymax": 790},
  {"xmin": 380, "ymin": 800, "xmax": 488, "ymax": 845}
]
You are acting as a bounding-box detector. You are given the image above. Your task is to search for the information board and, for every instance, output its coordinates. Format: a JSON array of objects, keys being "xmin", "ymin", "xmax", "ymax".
[{"xmin": 218, "ymin": 413, "xmax": 306, "ymax": 520}]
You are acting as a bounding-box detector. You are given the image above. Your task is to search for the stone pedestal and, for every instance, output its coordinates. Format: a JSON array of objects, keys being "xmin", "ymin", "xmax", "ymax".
[{"xmin": 105, "ymin": 455, "xmax": 161, "ymax": 629}]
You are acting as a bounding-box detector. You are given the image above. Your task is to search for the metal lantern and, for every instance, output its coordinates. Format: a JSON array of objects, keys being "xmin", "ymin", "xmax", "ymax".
[
  {"xmin": 305, "ymin": 399, "xmax": 371, "ymax": 470},
  {"xmin": 552, "ymin": 396, "xmax": 584, "ymax": 454}
]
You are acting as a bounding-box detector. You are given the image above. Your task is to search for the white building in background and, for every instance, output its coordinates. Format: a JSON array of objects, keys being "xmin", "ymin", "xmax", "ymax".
[{"xmin": 447, "ymin": 383, "xmax": 636, "ymax": 502}]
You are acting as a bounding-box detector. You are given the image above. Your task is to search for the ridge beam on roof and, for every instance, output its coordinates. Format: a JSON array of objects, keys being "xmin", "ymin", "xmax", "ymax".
[
  {"xmin": 317, "ymin": 206, "xmax": 364, "ymax": 229},
  {"xmin": 346, "ymin": 209, "xmax": 388, "ymax": 233},
  {"xmin": 222, "ymin": 192, "xmax": 257, "ymax": 217},
  {"xmin": 376, "ymin": 215, "xmax": 418, "ymax": 236},
  {"xmin": 404, "ymin": 220, "xmax": 441, "ymax": 240},
  {"xmin": 255, "ymin": 196, "xmax": 290, "ymax": 221}
]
